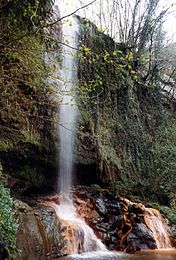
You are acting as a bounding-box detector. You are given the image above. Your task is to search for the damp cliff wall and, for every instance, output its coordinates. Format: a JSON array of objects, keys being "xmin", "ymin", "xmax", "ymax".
[
  {"xmin": 76, "ymin": 17, "xmax": 176, "ymax": 208},
  {"xmin": 1, "ymin": 3, "xmax": 175, "ymax": 207},
  {"xmin": 0, "ymin": 1, "xmax": 59, "ymax": 192},
  {"xmin": 0, "ymin": 4, "xmax": 176, "ymax": 256}
]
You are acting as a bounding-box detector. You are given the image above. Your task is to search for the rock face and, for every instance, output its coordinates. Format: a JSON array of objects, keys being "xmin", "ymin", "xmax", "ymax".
[
  {"xmin": 76, "ymin": 17, "xmax": 176, "ymax": 208},
  {"xmin": 15, "ymin": 188, "xmax": 174, "ymax": 258},
  {"xmin": 74, "ymin": 186, "xmax": 173, "ymax": 253},
  {"xmin": 15, "ymin": 200, "xmax": 65, "ymax": 260}
]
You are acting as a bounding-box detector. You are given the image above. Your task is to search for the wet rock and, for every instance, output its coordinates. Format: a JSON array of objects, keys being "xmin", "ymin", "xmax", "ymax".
[
  {"xmin": 15, "ymin": 200, "xmax": 65, "ymax": 260},
  {"xmin": 73, "ymin": 187, "xmax": 174, "ymax": 253},
  {"xmin": 126, "ymin": 223, "xmax": 157, "ymax": 252},
  {"xmin": 13, "ymin": 188, "xmax": 174, "ymax": 258},
  {"xmin": 128, "ymin": 203, "xmax": 145, "ymax": 214},
  {"xmin": 96, "ymin": 226, "xmax": 107, "ymax": 233},
  {"xmin": 126, "ymin": 233, "xmax": 139, "ymax": 253},
  {"xmin": 170, "ymin": 224, "xmax": 176, "ymax": 246},
  {"xmin": 95, "ymin": 198, "xmax": 107, "ymax": 215},
  {"xmin": 111, "ymin": 236, "xmax": 118, "ymax": 244}
]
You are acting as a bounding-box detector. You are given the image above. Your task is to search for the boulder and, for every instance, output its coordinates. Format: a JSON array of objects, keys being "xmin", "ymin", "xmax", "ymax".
[{"xmin": 15, "ymin": 200, "xmax": 65, "ymax": 260}]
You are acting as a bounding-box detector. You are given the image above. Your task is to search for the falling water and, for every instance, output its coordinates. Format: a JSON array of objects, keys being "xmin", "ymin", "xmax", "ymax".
[
  {"xmin": 123, "ymin": 198, "xmax": 173, "ymax": 250},
  {"xmin": 48, "ymin": 201, "xmax": 107, "ymax": 254},
  {"xmin": 144, "ymin": 208, "xmax": 172, "ymax": 249},
  {"xmin": 58, "ymin": 15, "xmax": 78, "ymax": 195},
  {"xmin": 51, "ymin": 8, "xmax": 107, "ymax": 254},
  {"xmin": 49, "ymin": 5, "xmax": 173, "ymax": 256}
]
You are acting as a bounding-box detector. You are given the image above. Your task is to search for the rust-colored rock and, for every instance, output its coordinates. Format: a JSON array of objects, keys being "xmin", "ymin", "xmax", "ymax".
[
  {"xmin": 73, "ymin": 187, "xmax": 174, "ymax": 252},
  {"xmin": 15, "ymin": 200, "xmax": 65, "ymax": 260},
  {"xmin": 14, "ymin": 188, "xmax": 175, "ymax": 258}
]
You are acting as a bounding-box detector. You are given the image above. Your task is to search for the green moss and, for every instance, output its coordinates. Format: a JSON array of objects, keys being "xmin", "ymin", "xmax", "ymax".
[
  {"xmin": 20, "ymin": 130, "xmax": 45, "ymax": 152},
  {"xmin": 76, "ymin": 157, "xmax": 95, "ymax": 166},
  {"xmin": 79, "ymin": 108, "xmax": 90, "ymax": 125},
  {"xmin": 160, "ymin": 207, "xmax": 176, "ymax": 224},
  {"xmin": 77, "ymin": 17, "xmax": 176, "ymax": 207},
  {"xmin": 19, "ymin": 166, "xmax": 45, "ymax": 187},
  {"xmin": 0, "ymin": 140, "xmax": 10, "ymax": 152},
  {"xmin": 0, "ymin": 0, "xmax": 56, "ymax": 188}
]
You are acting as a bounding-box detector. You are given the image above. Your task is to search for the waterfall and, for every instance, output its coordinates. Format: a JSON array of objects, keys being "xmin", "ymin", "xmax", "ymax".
[
  {"xmin": 47, "ymin": 201, "xmax": 107, "ymax": 254},
  {"xmin": 123, "ymin": 199, "xmax": 173, "ymax": 250},
  {"xmin": 47, "ymin": 4, "xmax": 173, "ymax": 256},
  {"xmin": 144, "ymin": 208, "xmax": 172, "ymax": 249},
  {"xmin": 49, "ymin": 6, "xmax": 107, "ymax": 255},
  {"xmin": 58, "ymin": 15, "xmax": 78, "ymax": 196}
]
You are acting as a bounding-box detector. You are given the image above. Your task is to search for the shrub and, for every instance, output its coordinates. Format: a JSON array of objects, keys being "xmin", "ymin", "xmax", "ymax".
[{"xmin": 0, "ymin": 165, "xmax": 18, "ymax": 254}]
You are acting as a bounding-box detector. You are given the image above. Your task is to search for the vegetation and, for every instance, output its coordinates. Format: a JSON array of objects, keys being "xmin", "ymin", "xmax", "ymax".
[
  {"xmin": 0, "ymin": 0, "xmax": 57, "ymax": 187},
  {"xmin": 150, "ymin": 117, "xmax": 176, "ymax": 205},
  {"xmin": 0, "ymin": 164, "xmax": 18, "ymax": 255},
  {"xmin": 77, "ymin": 3, "xmax": 176, "ymax": 208},
  {"xmin": 0, "ymin": 1, "xmax": 61, "ymax": 254},
  {"xmin": 0, "ymin": 0, "xmax": 175, "ymax": 253}
]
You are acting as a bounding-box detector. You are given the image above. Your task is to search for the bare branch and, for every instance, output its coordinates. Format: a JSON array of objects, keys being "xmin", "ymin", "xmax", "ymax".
[
  {"xmin": 0, "ymin": 0, "xmax": 97, "ymax": 48},
  {"xmin": 46, "ymin": 0, "xmax": 97, "ymax": 28},
  {"xmin": 0, "ymin": 0, "xmax": 13, "ymax": 10}
]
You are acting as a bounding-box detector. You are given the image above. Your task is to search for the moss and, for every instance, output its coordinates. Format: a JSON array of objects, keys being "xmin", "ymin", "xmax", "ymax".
[
  {"xmin": 160, "ymin": 207, "xmax": 176, "ymax": 225},
  {"xmin": 79, "ymin": 108, "xmax": 90, "ymax": 125},
  {"xmin": 0, "ymin": 140, "xmax": 10, "ymax": 152},
  {"xmin": 19, "ymin": 166, "xmax": 45, "ymax": 187},
  {"xmin": 76, "ymin": 157, "xmax": 95, "ymax": 166},
  {"xmin": 77, "ymin": 17, "xmax": 176, "ymax": 206},
  {"xmin": 0, "ymin": 2, "xmax": 57, "ymax": 189},
  {"xmin": 20, "ymin": 130, "xmax": 45, "ymax": 152}
]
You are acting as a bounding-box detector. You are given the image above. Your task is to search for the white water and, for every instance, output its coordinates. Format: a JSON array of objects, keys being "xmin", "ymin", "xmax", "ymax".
[
  {"xmin": 144, "ymin": 208, "xmax": 172, "ymax": 249},
  {"xmin": 58, "ymin": 15, "xmax": 78, "ymax": 195},
  {"xmin": 53, "ymin": 8, "xmax": 107, "ymax": 254},
  {"xmin": 49, "ymin": 201, "xmax": 107, "ymax": 253}
]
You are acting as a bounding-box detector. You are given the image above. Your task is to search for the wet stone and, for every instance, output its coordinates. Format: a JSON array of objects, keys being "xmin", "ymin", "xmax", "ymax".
[
  {"xmin": 111, "ymin": 236, "xmax": 118, "ymax": 244},
  {"xmin": 95, "ymin": 198, "xmax": 107, "ymax": 215}
]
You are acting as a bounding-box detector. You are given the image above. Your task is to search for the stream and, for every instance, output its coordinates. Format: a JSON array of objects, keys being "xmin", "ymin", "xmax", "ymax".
[
  {"xmin": 47, "ymin": 3, "xmax": 176, "ymax": 258},
  {"xmin": 60, "ymin": 250, "xmax": 176, "ymax": 260}
]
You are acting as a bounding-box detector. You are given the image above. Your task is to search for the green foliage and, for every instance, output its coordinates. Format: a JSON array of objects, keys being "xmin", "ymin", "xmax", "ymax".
[
  {"xmin": 0, "ymin": 0, "xmax": 54, "ymax": 132},
  {"xmin": 160, "ymin": 207, "xmax": 176, "ymax": 225},
  {"xmin": 79, "ymin": 108, "xmax": 90, "ymax": 125},
  {"xmin": 149, "ymin": 119, "xmax": 176, "ymax": 203},
  {"xmin": 19, "ymin": 166, "xmax": 45, "ymax": 187},
  {"xmin": 0, "ymin": 140, "xmax": 10, "ymax": 152},
  {"xmin": 0, "ymin": 166, "xmax": 18, "ymax": 253},
  {"xmin": 21, "ymin": 130, "xmax": 45, "ymax": 152},
  {"xmin": 0, "ymin": 0, "xmax": 54, "ymax": 32},
  {"xmin": 0, "ymin": 31, "xmax": 52, "ymax": 154},
  {"xmin": 77, "ymin": 15, "xmax": 176, "ymax": 209},
  {"xmin": 109, "ymin": 115, "xmax": 176, "ymax": 205},
  {"xmin": 0, "ymin": 0, "xmax": 56, "ymax": 188}
]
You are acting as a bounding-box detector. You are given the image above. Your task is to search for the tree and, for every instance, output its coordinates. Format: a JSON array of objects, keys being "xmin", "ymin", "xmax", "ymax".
[{"xmin": 77, "ymin": 0, "xmax": 174, "ymax": 86}]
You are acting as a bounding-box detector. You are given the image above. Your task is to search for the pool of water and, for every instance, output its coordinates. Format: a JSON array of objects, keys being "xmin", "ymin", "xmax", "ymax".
[{"xmin": 60, "ymin": 249, "xmax": 176, "ymax": 260}]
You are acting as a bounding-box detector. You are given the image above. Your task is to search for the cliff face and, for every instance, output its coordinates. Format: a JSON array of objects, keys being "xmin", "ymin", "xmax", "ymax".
[
  {"xmin": 76, "ymin": 18, "xmax": 176, "ymax": 206},
  {"xmin": 0, "ymin": 6, "xmax": 176, "ymax": 257},
  {"xmin": 1, "ymin": 5, "xmax": 175, "ymax": 204},
  {"xmin": 0, "ymin": 1, "xmax": 58, "ymax": 191}
]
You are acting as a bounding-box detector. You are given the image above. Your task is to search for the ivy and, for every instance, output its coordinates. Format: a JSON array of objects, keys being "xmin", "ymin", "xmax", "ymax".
[
  {"xmin": 0, "ymin": 0, "xmax": 54, "ymax": 31},
  {"xmin": 0, "ymin": 166, "xmax": 18, "ymax": 254}
]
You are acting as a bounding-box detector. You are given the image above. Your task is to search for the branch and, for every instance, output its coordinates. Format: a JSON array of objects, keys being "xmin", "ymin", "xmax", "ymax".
[
  {"xmin": 0, "ymin": 0, "xmax": 97, "ymax": 48},
  {"xmin": 0, "ymin": 0, "xmax": 13, "ymax": 10},
  {"xmin": 43, "ymin": 35, "xmax": 78, "ymax": 50},
  {"xmin": 45, "ymin": 0, "xmax": 97, "ymax": 28}
]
